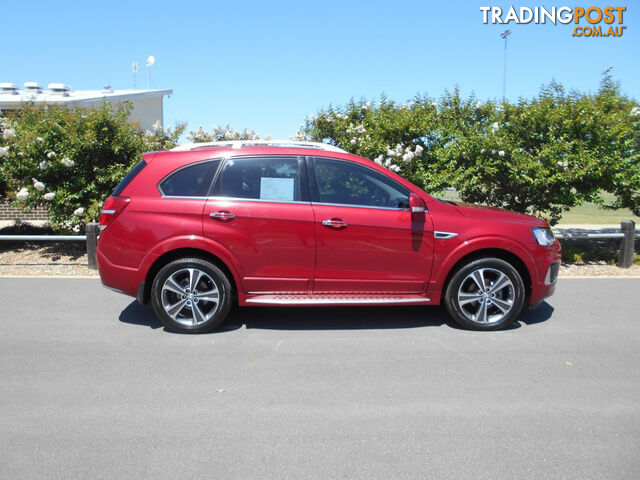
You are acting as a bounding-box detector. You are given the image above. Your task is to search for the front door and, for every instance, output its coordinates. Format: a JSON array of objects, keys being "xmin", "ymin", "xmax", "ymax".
[{"xmin": 310, "ymin": 157, "xmax": 433, "ymax": 293}]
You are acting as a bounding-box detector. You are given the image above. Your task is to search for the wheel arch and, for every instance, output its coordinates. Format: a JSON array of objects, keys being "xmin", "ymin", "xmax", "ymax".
[
  {"xmin": 441, "ymin": 248, "xmax": 533, "ymax": 303},
  {"xmin": 139, "ymin": 248, "xmax": 239, "ymax": 305}
]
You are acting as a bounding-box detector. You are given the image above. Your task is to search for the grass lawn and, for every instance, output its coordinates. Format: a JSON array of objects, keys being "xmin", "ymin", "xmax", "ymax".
[{"xmin": 435, "ymin": 190, "xmax": 639, "ymax": 225}]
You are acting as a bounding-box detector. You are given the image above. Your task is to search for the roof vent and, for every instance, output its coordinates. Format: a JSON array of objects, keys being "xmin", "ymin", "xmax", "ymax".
[
  {"xmin": 24, "ymin": 82, "xmax": 43, "ymax": 93},
  {"xmin": 103, "ymin": 84, "xmax": 113, "ymax": 92},
  {"xmin": 0, "ymin": 83, "xmax": 19, "ymax": 94},
  {"xmin": 47, "ymin": 83, "xmax": 71, "ymax": 96}
]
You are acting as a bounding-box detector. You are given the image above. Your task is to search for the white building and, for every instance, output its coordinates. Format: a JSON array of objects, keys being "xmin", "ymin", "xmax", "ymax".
[{"xmin": 0, "ymin": 82, "xmax": 172, "ymax": 131}]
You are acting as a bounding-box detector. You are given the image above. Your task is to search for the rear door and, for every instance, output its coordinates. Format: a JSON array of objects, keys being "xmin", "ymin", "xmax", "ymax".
[
  {"xmin": 203, "ymin": 155, "xmax": 316, "ymax": 294},
  {"xmin": 310, "ymin": 157, "xmax": 433, "ymax": 293}
]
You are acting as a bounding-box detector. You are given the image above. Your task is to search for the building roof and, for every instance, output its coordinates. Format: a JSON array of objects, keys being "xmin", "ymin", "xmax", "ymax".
[{"xmin": 0, "ymin": 83, "xmax": 172, "ymax": 108}]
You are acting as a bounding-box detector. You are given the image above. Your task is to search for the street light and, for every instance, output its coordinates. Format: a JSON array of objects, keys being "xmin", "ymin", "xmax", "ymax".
[{"xmin": 500, "ymin": 29, "xmax": 511, "ymax": 104}]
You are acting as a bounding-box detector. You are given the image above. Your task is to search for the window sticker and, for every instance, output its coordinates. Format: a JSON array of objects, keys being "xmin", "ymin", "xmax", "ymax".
[{"xmin": 260, "ymin": 177, "xmax": 294, "ymax": 201}]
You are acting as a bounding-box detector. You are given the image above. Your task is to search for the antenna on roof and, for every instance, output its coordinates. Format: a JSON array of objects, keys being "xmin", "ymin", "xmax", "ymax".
[
  {"xmin": 132, "ymin": 61, "xmax": 138, "ymax": 90},
  {"xmin": 146, "ymin": 55, "xmax": 155, "ymax": 89}
]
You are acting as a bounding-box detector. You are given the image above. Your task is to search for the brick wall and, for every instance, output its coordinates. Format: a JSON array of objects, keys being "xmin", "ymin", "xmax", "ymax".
[{"xmin": 0, "ymin": 200, "xmax": 49, "ymax": 221}]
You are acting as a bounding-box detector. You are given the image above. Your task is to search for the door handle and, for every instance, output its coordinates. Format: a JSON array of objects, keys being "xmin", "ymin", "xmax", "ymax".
[
  {"xmin": 322, "ymin": 219, "xmax": 348, "ymax": 228},
  {"xmin": 210, "ymin": 211, "xmax": 236, "ymax": 222}
]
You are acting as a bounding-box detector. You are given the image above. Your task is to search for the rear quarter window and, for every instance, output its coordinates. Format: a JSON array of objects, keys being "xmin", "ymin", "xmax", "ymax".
[{"xmin": 113, "ymin": 160, "xmax": 146, "ymax": 196}]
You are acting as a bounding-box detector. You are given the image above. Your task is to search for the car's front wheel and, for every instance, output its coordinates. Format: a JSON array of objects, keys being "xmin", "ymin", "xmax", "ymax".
[
  {"xmin": 444, "ymin": 258, "xmax": 526, "ymax": 330},
  {"xmin": 150, "ymin": 258, "xmax": 232, "ymax": 333}
]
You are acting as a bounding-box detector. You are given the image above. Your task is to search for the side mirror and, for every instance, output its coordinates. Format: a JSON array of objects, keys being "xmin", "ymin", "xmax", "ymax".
[{"xmin": 410, "ymin": 193, "xmax": 425, "ymax": 214}]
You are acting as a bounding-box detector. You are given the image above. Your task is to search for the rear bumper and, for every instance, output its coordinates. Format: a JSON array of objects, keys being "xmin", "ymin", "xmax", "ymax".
[{"xmin": 96, "ymin": 247, "xmax": 141, "ymax": 298}]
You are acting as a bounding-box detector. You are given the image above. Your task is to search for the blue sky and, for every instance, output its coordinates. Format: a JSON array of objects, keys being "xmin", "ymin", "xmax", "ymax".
[{"xmin": 2, "ymin": 0, "xmax": 638, "ymax": 138}]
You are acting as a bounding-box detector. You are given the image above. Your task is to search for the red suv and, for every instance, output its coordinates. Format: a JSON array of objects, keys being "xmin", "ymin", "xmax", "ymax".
[{"xmin": 97, "ymin": 141, "xmax": 561, "ymax": 333}]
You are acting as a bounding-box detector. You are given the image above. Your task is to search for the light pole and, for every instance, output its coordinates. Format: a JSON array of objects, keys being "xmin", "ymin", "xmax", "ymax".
[{"xmin": 500, "ymin": 29, "xmax": 511, "ymax": 104}]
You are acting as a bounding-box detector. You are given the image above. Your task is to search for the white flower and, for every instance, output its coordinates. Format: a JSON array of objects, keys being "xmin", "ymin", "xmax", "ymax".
[
  {"xmin": 0, "ymin": 146, "xmax": 9, "ymax": 157},
  {"xmin": 152, "ymin": 120, "xmax": 163, "ymax": 131},
  {"xmin": 3, "ymin": 128, "xmax": 16, "ymax": 140},
  {"xmin": 498, "ymin": 150, "xmax": 505, "ymax": 157},
  {"xmin": 631, "ymin": 106, "xmax": 640, "ymax": 116},
  {"xmin": 476, "ymin": 101, "xmax": 483, "ymax": 108},
  {"xmin": 61, "ymin": 157, "xmax": 75, "ymax": 167},
  {"xmin": 47, "ymin": 151, "xmax": 56, "ymax": 159},
  {"xmin": 491, "ymin": 122, "xmax": 500, "ymax": 133},
  {"xmin": 480, "ymin": 148, "xmax": 486, "ymax": 153},
  {"xmin": 373, "ymin": 155, "xmax": 383, "ymax": 165},
  {"xmin": 224, "ymin": 130, "xmax": 234, "ymax": 140},
  {"xmin": 402, "ymin": 152, "xmax": 414, "ymax": 163},
  {"xmin": 415, "ymin": 145, "xmax": 424, "ymax": 157},
  {"xmin": 33, "ymin": 178, "xmax": 45, "ymax": 191},
  {"xmin": 36, "ymin": 137, "xmax": 44, "ymax": 142},
  {"xmin": 44, "ymin": 192, "xmax": 56, "ymax": 201},
  {"xmin": 389, "ymin": 164, "xmax": 401, "ymax": 173},
  {"xmin": 16, "ymin": 188, "xmax": 29, "ymax": 201},
  {"xmin": 431, "ymin": 101, "xmax": 437, "ymax": 107},
  {"xmin": 350, "ymin": 138, "xmax": 357, "ymax": 145},
  {"xmin": 39, "ymin": 160, "xmax": 47, "ymax": 170},
  {"xmin": 73, "ymin": 207, "xmax": 85, "ymax": 216}
]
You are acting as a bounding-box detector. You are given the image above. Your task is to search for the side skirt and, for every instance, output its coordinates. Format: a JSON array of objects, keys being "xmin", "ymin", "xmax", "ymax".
[{"xmin": 242, "ymin": 293, "xmax": 431, "ymax": 306}]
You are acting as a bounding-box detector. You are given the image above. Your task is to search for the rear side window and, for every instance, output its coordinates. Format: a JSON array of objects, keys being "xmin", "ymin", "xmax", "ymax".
[
  {"xmin": 159, "ymin": 160, "xmax": 221, "ymax": 197},
  {"xmin": 113, "ymin": 160, "xmax": 146, "ymax": 196},
  {"xmin": 212, "ymin": 156, "xmax": 301, "ymax": 202}
]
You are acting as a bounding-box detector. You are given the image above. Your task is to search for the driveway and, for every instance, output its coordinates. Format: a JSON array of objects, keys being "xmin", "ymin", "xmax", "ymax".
[{"xmin": 1, "ymin": 277, "xmax": 638, "ymax": 479}]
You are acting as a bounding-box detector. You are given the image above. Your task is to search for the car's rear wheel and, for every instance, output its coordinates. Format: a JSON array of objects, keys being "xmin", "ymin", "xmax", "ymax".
[
  {"xmin": 151, "ymin": 258, "xmax": 232, "ymax": 333},
  {"xmin": 444, "ymin": 258, "xmax": 525, "ymax": 330}
]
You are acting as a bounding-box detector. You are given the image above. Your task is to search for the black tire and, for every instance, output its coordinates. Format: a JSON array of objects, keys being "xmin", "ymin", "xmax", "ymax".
[
  {"xmin": 150, "ymin": 257, "xmax": 232, "ymax": 333},
  {"xmin": 444, "ymin": 257, "xmax": 525, "ymax": 331}
]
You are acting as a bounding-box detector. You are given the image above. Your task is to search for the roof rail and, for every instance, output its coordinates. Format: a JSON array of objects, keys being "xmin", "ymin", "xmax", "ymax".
[{"xmin": 170, "ymin": 140, "xmax": 347, "ymax": 153}]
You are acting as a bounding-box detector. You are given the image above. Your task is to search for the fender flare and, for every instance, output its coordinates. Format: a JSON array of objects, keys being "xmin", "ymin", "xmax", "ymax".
[
  {"xmin": 432, "ymin": 235, "xmax": 539, "ymax": 289},
  {"xmin": 137, "ymin": 235, "xmax": 244, "ymax": 291}
]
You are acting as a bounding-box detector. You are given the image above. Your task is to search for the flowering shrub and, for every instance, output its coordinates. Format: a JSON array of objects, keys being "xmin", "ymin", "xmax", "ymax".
[
  {"xmin": 187, "ymin": 124, "xmax": 270, "ymax": 143},
  {"xmin": 0, "ymin": 102, "xmax": 184, "ymax": 231},
  {"xmin": 299, "ymin": 76, "xmax": 640, "ymax": 224}
]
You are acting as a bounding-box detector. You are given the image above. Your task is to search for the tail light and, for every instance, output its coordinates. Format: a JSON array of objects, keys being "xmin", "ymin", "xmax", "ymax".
[{"xmin": 99, "ymin": 196, "xmax": 130, "ymax": 231}]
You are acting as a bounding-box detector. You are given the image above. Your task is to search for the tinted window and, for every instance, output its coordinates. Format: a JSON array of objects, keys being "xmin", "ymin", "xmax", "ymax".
[
  {"xmin": 213, "ymin": 156, "xmax": 301, "ymax": 201},
  {"xmin": 113, "ymin": 160, "xmax": 146, "ymax": 196},
  {"xmin": 159, "ymin": 160, "xmax": 220, "ymax": 197},
  {"xmin": 313, "ymin": 158, "xmax": 410, "ymax": 208}
]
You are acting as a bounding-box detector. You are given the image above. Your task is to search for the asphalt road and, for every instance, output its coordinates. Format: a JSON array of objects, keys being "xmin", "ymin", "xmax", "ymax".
[{"xmin": 1, "ymin": 277, "xmax": 639, "ymax": 479}]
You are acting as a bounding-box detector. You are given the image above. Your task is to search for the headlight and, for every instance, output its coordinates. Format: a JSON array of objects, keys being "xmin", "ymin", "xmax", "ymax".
[{"xmin": 532, "ymin": 227, "xmax": 555, "ymax": 246}]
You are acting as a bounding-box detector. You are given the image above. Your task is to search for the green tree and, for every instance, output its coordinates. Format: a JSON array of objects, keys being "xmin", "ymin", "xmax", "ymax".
[
  {"xmin": 0, "ymin": 102, "xmax": 184, "ymax": 231},
  {"xmin": 300, "ymin": 78, "xmax": 640, "ymax": 225}
]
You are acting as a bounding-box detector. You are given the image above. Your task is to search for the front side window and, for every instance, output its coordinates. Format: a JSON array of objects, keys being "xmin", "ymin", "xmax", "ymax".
[
  {"xmin": 159, "ymin": 160, "xmax": 220, "ymax": 197},
  {"xmin": 212, "ymin": 156, "xmax": 301, "ymax": 202},
  {"xmin": 313, "ymin": 158, "xmax": 410, "ymax": 208}
]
